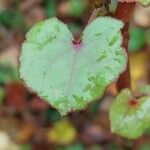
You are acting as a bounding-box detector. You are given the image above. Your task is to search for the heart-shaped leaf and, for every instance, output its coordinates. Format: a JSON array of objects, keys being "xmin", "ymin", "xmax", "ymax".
[
  {"xmin": 109, "ymin": 89, "xmax": 150, "ymax": 139},
  {"xmin": 19, "ymin": 17, "xmax": 126, "ymax": 115}
]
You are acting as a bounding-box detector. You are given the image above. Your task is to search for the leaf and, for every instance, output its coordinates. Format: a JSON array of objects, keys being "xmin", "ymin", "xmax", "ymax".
[
  {"xmin": 109, "ymin": 89, "xmax": 150, "ymax": 139},
  {"xmin": 138, "ymin": 0, "xmax": 150, "ymax": 6},
  {"xmin": 138, "ymin": 85, "xmax": 150, "ymax": 96},
  {"xmin": 68, "ymin": 0, "xmax": 86, "ymax": 17},
  {"xmin": 58, "ymin": 142, "xmax": 84, "ymax": 150},
  {"xmin": 0, "ymin": 10, "xmax": 25, "ymax": 30},
  {"xmin": 47, "ymin": 120, "xmax": 76, "ymax": 145},
  {"xmin": 0, "ymin": 62, "xmax": 18, "ymax": 84},
  {"xmin": 0, "ymin": 87, "xmax": 5, "ymax": 104},
  {"xmin": 129, "ymin": 27, "xmax": 145, "ymax": 52},
  {"xmin": 19, "ymin": 17, "xmax": 126, "ymax": 115}
]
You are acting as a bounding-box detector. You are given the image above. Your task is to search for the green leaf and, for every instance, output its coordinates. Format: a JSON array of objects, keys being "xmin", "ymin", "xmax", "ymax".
[
  {"xmin": 109, "ymin": 89, "xmax": 150, "ymax": 139},
  {"xmin": 44, "ymin": 0, "xmax": 57, "ymax": 18},
  {"xmin": 138, "ymin": 143, "xmax": 150, "ymax": 150},
  {"xmin": 0, "ymin": 10, "xmax": 25, "ymax": 31},
  {"xmin": 0, "ymin": 87, "xmax": 5, "ymax": 104},
  {"xmin": 19, "ymin": 17, "xmax": 126, "ymax": 115},
  {"xmin": 58, "ymin": 143, "xmax": 84, "ymax": 150},
  {"xmin": 138, "ymin": 0, "xmax": 150, "ymax": 7},
  {"xmin": 138, "ymin": 85, "xmax": 150, "ymax": 96},
  {"xmin": 0, "ymin": 62, "xmax": 18, "ymax": 84},
  {"xmin": 68, "ymin": 0, "xmax": 86, "ymax": 17},
  {"xmin": 129, "ymin": 27, "xmax": 145, "ymax": 52},
  {"xmin": 47, "ymin": 120, "xmax": 76, "ymax": 145},
  {"xmin": 145, "ymin": 29, "xmax": 150, "ymax": 45}
]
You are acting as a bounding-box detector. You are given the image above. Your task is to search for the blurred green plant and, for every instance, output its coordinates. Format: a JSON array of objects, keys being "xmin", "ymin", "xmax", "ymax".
[
  {"xmin": 0, "ymin": 62, "xmax": 18, "ymax": 85},
  {"xmin": 44, "ymin": 0, "xmax": 57, "ymax": 18},
  {"xmin": 47, "ymin": 120, "xmax": 77, "ymax": 145},
  {"xmin": 46, "ymin": 109, "xmax": 61, "ymax": 123},
  {"xmin": 21, "ymin": 144, "xmax": 31, "ymax": 150},
  {"xmin": 129, "ymin": 27, "xmax": 145, "ymax": 52},
  {"xmin": 138, "ymin": 143, "xmax": 150, "ymax": 150},
  {"xmin": 58, "ymin": 142, "xmax": 85, "ymax": 150},
  {"xmin": 0, "ymin": 87, "xmax": 5, "ymax": 104},
  {"xmin": 0, "ymin": 10, "xmax": 26, "ymax": 31},
  {"xmin": 145, "ymin": 29, "xmax": 150, "ymax": 45},
  {"xmin": 68, "ymin": 0, "xmax": 86, "ymax": 17}
]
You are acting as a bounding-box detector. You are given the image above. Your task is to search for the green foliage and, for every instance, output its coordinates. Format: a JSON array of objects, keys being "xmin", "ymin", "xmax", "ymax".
[
  {"xmin": 0, "ymin": 10, "xmax": 25, "ymax": 31},
  {"xmin": 0, "ymin": 87, "xmax": 5, "ymax": 104},
  {"xmin": 145, "ymin": 29, "xmax": 150, "ymax": 45},
  {"xmin": 48, "ymin": 120, "xmax": 76, "ymax": 145},
  {"xmin": 138, "ymin": 0, "xmax": 150, "ymax": 6},
  {"xmin": 68, "ymin": 0, "xmax": 86, "ymax": 17},
  {"xmin": 129, "ymin": 27, "xmax": 145, "ymax": 52},
  {"xmin": 109, "ymin": 89, "xmax": 150, "ymax": 139},
  {"xmin": 44, "ymin": 0, "xmax": 57, "ymax": 18},
  {"xmin": 138, "ymin": 143, "xmax": 150, "ymax": 150},
  {"xmin": 58, "ymin": 143, "xmax": 84, "ymax": 150},
  {"xmin": 19, "ymin": 17, "xmax": 126, "ymax": 115},
  {"xmin": 21, "ymin": 144, "xmax": 31, "ymax": 150},
  {"xmin": 0, "ymin": 62, "xmax": 18, "ymax": 85},
  {"xmin": 46, "ymin": 109, "xmax": 61, "ymax": 123}
]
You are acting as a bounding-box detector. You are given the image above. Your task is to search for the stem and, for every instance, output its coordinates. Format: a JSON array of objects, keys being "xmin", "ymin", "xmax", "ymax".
[
  {"xmin": 87, "ymin": 8, "xmax": 101, "ymax": 25},
  {"xmin": 114, "ymin": 2, "xmax": 135, "ymax": 92},
  {"xmin": 76, "ymin": 8, "xmax": 100, "ymax": 43}
]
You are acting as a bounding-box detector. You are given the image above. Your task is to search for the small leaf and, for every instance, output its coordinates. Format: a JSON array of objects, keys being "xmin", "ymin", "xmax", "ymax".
[
  {"xmin": 68, "ymin": 0, "xmax": 86, "ymax": 17},
  {"xmin": 47, "ymin": 120, "xmax": 76, "ymax": 145},
  {"xmin": 0, "ymin": 62, "xmax": 18, "ymax": 84},
  {"xmin": 19, "ymin": 17, "xmax": 126, "ymax": 115},
  {"xmin": 0, "ymin": 87, "xmax": 5, "ymax": 104},
  {"xmin": 109, "ymin": 89, "xmax": 150, "ymax": 139}
]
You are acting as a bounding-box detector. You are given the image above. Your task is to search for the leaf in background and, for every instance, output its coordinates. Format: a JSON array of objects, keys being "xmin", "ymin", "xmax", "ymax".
[
  {"xmin": 19, "ymin": 17, "xmax": 126, "ymax": 115},
  {"xmin": 129, "ymin": 27, "xmax": 145, "ymax": 52},
  {"xmin": 58, "ymin": 142, "xmax": 84, "ymax": 150},
  {"xmin": 138, "ymin": 85, "xmax": 150, "ymax": 96},
  {"xmin": 44, "ymin": 0, "xmax": 57, "ymax": 18},
  {"xmin": 145, "ymin": 29, "xmax": 150, "ymax": 45},
  {"xmin": 47, "ymin": 120, "xmax": 77, "ymax": 145},
  {"xmin": 0, "ymin": 10, "xmax": 25, "ymax": 31},
  {"xmin": 138, "ymin": 143, "xmax": 150, "ymax": 150},
  {"xmin": 0, "ymin": 87, "xmax": 5, "ymax": 104},
  {"xmin": 21, "ymin": 144, "xmax": 31, "ymax": 150},
  {"xmin": 68, "ymin": 0, "xmax": 86, "ymax": 17},
  {"xmin": 109, "ymin": 89, "xmax": 150, "ymax": 139},
  {"xmin": 0, "ymin": 62, "xmax": 18, "ymax": 85},
  {"xmin": 138, "ymin": 0, "xmax": 150, "ymax": 6},
  {"xmin": 46, "ymin": 109, "xmax": 61, "ymax": 123}
]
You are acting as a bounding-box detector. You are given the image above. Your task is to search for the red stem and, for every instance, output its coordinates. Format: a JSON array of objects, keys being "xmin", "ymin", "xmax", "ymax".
[{"xmin": 114, "ymin": 2, "xmax": 135, "ymax": 92}]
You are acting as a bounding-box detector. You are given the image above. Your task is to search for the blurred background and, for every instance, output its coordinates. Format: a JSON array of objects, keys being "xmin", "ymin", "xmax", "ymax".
[{"xmin": 0, "ymin": 0, "xmax": 150, "ymax": 150}]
